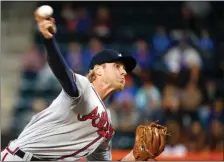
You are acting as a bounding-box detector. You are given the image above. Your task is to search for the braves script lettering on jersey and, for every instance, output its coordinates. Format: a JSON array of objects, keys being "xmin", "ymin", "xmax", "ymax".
[{"xmin": 2, "ymin": 74, "xmax": 114, "ymax": 161}]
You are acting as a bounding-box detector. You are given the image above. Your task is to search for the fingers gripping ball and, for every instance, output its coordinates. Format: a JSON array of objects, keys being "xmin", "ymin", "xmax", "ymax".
[
  {"xmin": 48, "ymin": 17, "xmax": 57, "ymax": 34},
  {"xmin": 133, "ymin": 121, "xmax": 170, "ymax": 161},
  {"xmin": 34, "ymin": 5, "xmax": 56, "ymax": 38}
]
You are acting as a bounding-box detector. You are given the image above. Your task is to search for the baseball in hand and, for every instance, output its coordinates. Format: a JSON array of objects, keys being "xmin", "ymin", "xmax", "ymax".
[{"xmin": 36, "ymin": 5, "xmax": 53, "ymax": 18}]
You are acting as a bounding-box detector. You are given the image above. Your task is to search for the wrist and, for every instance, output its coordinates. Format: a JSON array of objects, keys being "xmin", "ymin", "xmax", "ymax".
[{"xmin": 121, "ymin": 150, "xmax": 135, "ymax": 161}]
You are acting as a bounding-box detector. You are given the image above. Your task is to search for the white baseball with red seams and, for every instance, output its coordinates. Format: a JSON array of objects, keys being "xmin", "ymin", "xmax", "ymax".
[
  {"xmin": 1, "ymin": 74, "xmax": 114, "ymax": 161},
  {"xmin": 36, "ymin": 5, "xmax": 53, "ymax": 18}
]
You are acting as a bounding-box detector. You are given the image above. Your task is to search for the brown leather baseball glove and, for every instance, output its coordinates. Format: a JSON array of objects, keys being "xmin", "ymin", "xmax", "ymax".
[{"xmin": 133, "ymin": 121, "xmax": 170, "ymax": 161}]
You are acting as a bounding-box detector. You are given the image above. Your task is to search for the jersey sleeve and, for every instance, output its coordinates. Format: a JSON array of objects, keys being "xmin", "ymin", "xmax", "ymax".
[
  {"xmin": 86, "ymin": 140, "xmax": 112, "ymax": 161},
  {"xmin": 44, "ymin": 37, "xmax": 79, "ymax": 97}
]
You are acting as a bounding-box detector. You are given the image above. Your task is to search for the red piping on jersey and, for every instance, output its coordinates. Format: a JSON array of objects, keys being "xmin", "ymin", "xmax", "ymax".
[
  {"xmin": 72, "ymin": 72, "xmax": 76, "ymax": 82},
  {"xmin": 91, "ymin": 87, "xmax": 107, "ymax": 111},
  {"xmin": 6, "ymin": 147, "xmax": 19, "ymax": 155},
  {"xmin": 2, "ymin": 152, "xmax": 8, "ymax": 161},
  {"xmin": 59, "ymin": 135, "xmax": 102, "ymax": 160}
]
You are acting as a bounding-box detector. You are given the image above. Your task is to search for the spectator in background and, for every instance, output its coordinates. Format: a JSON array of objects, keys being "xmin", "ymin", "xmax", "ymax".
[
  {"xmin": 65, "ymin": 41, "xmax": 84, "ymax": 74},
  {"xmin": 187, "ymin": 121, "xmax": 207, "ymax": 151},
  {"xmin": 181, "ymin": 1, "xmax": 212, "ymax": 30},
  {"xmin": 16, "ymin": 45, "xmax": 45, "ymax": 115},
  {"xmin": 76, "ymin": 7, "xmax": 91, "ymax": 34},
  {"xmin": 197, "ymin": 99, "xmax": 223, "ymax": 149},
  {"xmin": 130, "ymin": 39, "xmax": 154, "ymax": 74},
  {"xmin": 35, "ymin": 60, "xmax": 61, "ymax": 104},
  {"xmin": 199, "ymin": 29, "xmax": 215, "ymax": 74},
  {"xmin": 211, "ymin": 98, "xmax": 224, "ymax": 123},
  {"xmin": 180, "ymin": 82, "xmax": 202, "ymax": 123},
  {"xmin": 183, "ymin": 1, "xmax": 211, "ymax": 19},
  {"xmin": 92, "ymin": 6, "xmax": 111, "ymax": 38},
  {"xmin": 199, "ymin": 79, "xmax": 219, "ymax": 124},
  {"xmin": 207, "ymin": 119, "xmax": 224, "ymax": 151},
  {"xmin": 204, "ymin": 80, "xmax": 217, "ymax": 102},
  {"xmin": 198, "ymin": 103, "xmax": 212, "ymax": 129},
  {"xmin": 135, "ymin": 73, "xmax": 163, "ymax": 124},
  {"xmin": 152, "ymin": 26, "xmax": 170, "ymax": 56},
  {"xmin": 164, "ymin": 39, "xmax": 202, "ymax": 84},
  {"xmin": 21, "ymin": 44, "xmax": 45, "ymax": 77},
  {"xmin": 162, "ymin": 120, "xmax": 188, "ymax": 157},
  {"xmin": 162, "ymin": 83, "xmax": 182, "ymax": 123},
  {"xmin": 83, "ymin": 37, "xmax": 103, "ymax": 73},
  {"xmin": 60, "ymin": 3, "xmax": 77, "ymax": 32},
  {"xmin": 199, "ymin": 29, "xmax": 214, "ymax": 51}
]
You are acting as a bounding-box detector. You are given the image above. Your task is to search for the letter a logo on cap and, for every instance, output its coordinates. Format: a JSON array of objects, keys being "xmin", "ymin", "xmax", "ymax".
[{"xmin": 118, "ymin": 53, "xmax": 122, "ymax": 57}]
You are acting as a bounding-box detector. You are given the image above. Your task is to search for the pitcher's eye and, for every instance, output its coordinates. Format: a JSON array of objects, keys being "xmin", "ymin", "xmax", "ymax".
[{"xmin": 115, "ymin": 64, "xmax": 120, "ymax": 68}]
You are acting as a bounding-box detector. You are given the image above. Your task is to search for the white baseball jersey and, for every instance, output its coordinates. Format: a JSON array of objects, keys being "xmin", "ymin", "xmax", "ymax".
[{"xmin": 7, "ymin": 73, "xmax": 114, "ymax": 161}]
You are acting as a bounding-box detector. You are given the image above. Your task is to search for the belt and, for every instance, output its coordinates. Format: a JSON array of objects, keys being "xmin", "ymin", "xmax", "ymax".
[{"xmin": 14, "ymin": 149, "xmax": 43, "ymax": 161}]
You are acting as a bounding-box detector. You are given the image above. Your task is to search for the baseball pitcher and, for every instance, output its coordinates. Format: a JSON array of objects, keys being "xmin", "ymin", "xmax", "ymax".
[{"xmin": 1, "ymin": 6, "xmax": 168, "ymax": 161}]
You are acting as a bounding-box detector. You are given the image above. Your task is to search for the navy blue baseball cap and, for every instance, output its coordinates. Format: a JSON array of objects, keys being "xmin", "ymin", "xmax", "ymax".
[{"xmin": 89, "ymin": 49, "xmax": 136, "ymax": 72}]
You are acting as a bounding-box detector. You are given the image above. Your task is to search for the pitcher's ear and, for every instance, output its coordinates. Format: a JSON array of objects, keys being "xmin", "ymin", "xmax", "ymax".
[{"xmin": 94, "ymin": 65, "xmax": 103, "ymax": 76}]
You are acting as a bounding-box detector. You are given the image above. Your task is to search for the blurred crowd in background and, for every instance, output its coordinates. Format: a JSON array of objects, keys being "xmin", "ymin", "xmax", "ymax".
[{"xmin": 3, "ymin": 1, "xmax": 223, "ymax": 155}]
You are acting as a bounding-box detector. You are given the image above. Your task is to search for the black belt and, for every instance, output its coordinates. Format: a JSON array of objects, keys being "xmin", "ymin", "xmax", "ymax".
[{"xmin": 14, "ymin": 149, "xmax": 47, "ymax": 161}]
